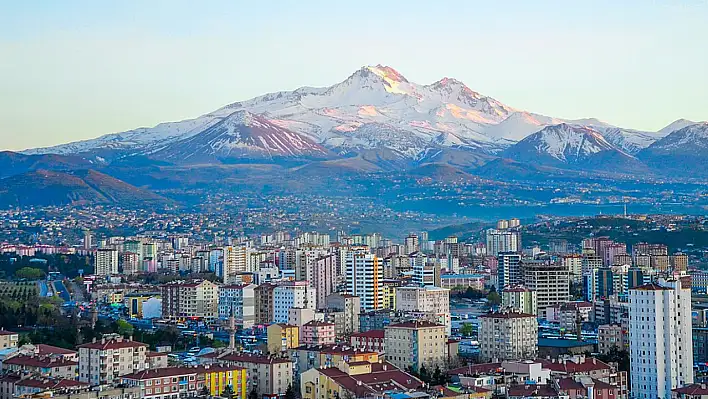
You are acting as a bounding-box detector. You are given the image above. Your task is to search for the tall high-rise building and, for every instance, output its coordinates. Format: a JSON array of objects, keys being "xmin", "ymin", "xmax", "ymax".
[
  {"xmin": 95, "ymin": 248, "xmax": 119, "ymax": 276},
  {"xmin": 160, "ymin": 280, "xmax": 219, "ymax": 321},
  {"xmin": 311, "ymin": 254, "xmax": 337, "ymax": 309},
  {"xmin": 562, "ymin": 254, "xmax": 583, "ymax": 284},
  {"xmin": 272, "ymin": 281, "xmax": 315, "ymax": 324},
  {"xmin": 478, "ymin": 309, "xmax": 538, "ymax": 362},
  {"xmin": 395, "ymin": 286, "xmax": 451, "ymax": 334},
  {"xmin": 497, "ymin": 252, "xmax": 522, "ymax": 289},
  {"xmin": 345, "ymin": 252, "xmax": 382, "ymax": 311},
  {"xmin": 404, "ymin": 234, "xmax": 419, "ymax": 255},
  {"xmin": 521, "ymin": 259, "xmax": 570, "ymax": 313},
  {"xmin": 222, "ymin": 245, "xmax": 248, "ymax": 284},
  {"xmin": 629, "ymin": 278, "xmax": 693, "ymax": 399},
  {"xmin": 83, "ymin": 229, "xmax": 92, "ymax": 250},
  {"xmin": 501, "ymin": 285, "xmax": 538, "ymax": 316},
  {"xmin": 486, "ymin": 229, "xmax": 521, "ymax": 257},
  {"xmin": 120, "ymin": 252, "xmax": 140, "ymax": 275}
]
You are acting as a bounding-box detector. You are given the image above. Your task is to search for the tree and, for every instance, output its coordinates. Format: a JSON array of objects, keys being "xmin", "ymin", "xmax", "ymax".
[
  {"xmin": 198, "ymin": 386, "xmax": 210, "ymax": 398},
  {"xmin": 248, "ymin": 388, "xmax": 258, "ymax": 399},
  {"xmin": 221, "ymin": 385, "xmax": 234, "ymax": 399},
  {"xmin": 116, "ymin": 319, "xmax": 134, "ymax": 337},
  {"xmin": 284, "ymin": 384, "xmax": 296, "ymax": 399},
  {"xmin": 486, "ymin": 287, "xmax": 501, "ymax": 306},
  {"xmin": 459, "ymin": 322, "xmax": 474, "ymax": 337},
  {"xmin": 14, "ymin": 267, "xmax": 45, "ymax": 280}
]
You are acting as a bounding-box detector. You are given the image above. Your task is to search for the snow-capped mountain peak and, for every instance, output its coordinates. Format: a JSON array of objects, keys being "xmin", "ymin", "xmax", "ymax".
[{"xmin": 658, "ymin": 118, "xmax": 699, "ymax": 135}]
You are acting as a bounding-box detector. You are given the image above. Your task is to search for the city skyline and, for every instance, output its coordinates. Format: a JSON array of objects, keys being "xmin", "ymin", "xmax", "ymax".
[{"xmin": 2, "ymin": 1, "xmax": 708, "ymax": 150}]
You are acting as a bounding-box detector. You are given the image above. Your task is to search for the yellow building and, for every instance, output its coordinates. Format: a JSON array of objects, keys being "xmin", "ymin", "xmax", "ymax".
[
  {"xmin": 123, "ymin": 292, "xmax": 160, "ymax": 318},
  {"xmin": 300, "ymin": 355, "xmax": 422, "ymax": 399},
  {"xmin": 267, "ymin": 323, "xmax": 299, "ymax": 354},
  {"xmin": 382, "ymin": 284, "xmax": 396, "ymax": 309},
  {"xmin": 108, "ymin": 291, "xmax": 124, "ymax": 304},
  {"xmin": 200, "ymin": 365, "xmax": 247, "ymax": 399}
]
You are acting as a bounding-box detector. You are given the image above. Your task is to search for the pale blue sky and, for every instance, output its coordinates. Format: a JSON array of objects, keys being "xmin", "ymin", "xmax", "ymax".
[{"xmin": 1, "ymin": 0, "xmax": 707, "ymax": 150}]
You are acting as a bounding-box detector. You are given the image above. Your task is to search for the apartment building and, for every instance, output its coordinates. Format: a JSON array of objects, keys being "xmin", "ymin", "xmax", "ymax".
[
  {"xmin": 501, "ymin": 285, "xmax": 538, "ymax": 316},
  {"xmin": 0, "ymin": 330, "xmax": 18, "ymax": 349},
  {"xmin": 324, "ymin": 293, "xmax": 360, "ymax": 336},
  {"xmin": 384, "ymin": 320, "xmax": 447, "ymax": 372},
  {"xmin": 254, "ymin": 283, "xmax": 276, "ymax": 325},
  {"xmin": 345, "ymin": 252, "xmax": 383, "ymax": 311},
  {"xmin": 78, "ymin": 337, "xmax": 148, "ymax": 385},
  {"xmin": 395, "ymin": 286, "xmax": 451, "ymax": 334},
  {"xmin": 301, "ymin": 321, "xmax": 336, "ymax": 346},
  {"xmin": 220, "ymin": 354, "xmax": 293, "ymax": 399},
  {"xmin": 266, "ymin": 324, "xmax": 299, "ymax": 354},
  {"xmin": 160, "ymin": 280, "xmax": 219, "ymax": 321},
  {"xmin": 2, "ymin": 355, "xmax": 78, "ymax": 379},
  {"xmin": 95, "ymin": 248, "xmax": 119, "ymax": 276},
  {"xmin": 522, "ymin": 259, "xmax": 570, "ymax": 313},
  {"xmin": 478, "ymin": 309, "xmax": 538, "ymax": 362},
  {"xmin": 273, "ymin": 281, "xmax": 315, "ymax": 324},
  {"xmin": 218, "ymin": 284, "xmax": 256, "ymax": 328}
]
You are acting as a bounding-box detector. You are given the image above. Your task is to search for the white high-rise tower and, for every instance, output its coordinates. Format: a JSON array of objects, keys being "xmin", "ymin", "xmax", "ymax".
[{"xmin": 629, "ymin": 278, "xmax": 693, "ymax": 399}]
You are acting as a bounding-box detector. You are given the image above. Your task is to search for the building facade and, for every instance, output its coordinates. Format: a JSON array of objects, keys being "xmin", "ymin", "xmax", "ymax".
[{"xmin": 478, "ymin": 309, "xmax": 538, "ymax": 362}]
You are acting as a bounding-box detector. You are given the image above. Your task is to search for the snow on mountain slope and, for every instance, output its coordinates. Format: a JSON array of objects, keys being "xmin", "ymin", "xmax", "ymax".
[
  {"xmin": 658, "ymin": 118, "xmax": 700, "ymax": 135},
  {"xmin": 501, "ymin": 124, "xmax": 645, "ymax": 173},
  {"xmin": 148, "ymin": 111, "xmax": 329, "ymax": 164},
  {"xmin": 638, "ymin": 123, "xmax": 708, "ymax": 176},
  {"xmin": 590, "ymin": 127, "xmax": 661, "ymax": 155},
  {"xmin": 23, "ymin": 65, "xmax": 702, "ymax": 170}
]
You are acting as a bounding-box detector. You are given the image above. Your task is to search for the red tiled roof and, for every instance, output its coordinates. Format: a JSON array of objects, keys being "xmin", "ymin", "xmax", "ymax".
[
  {"xmin": 219, "ymin": 353, "xmax": 291, "ymax": 364},
  {"xmin": 4, "ymin": 355, "xmax": 77, "ymax": 368},
  {"xmin": 537, "ymin": 358, "xmax": 611, "ymax": 374},
  {"xmin": 122, "ymin": 367, "xmax": 197, "ymax": 380},
  {"xmin": 556, "ymin": 377, "xmax": 584, "ymax": 390},
  {"xmin": 351, "ymin": 330, "xmax": 385, "ymax": 339},
  {"xmin": 480, "ymin": 310, "xmax": 535, "ymax": 319},
  {"xmin": 146, "ymin": 351, "xmax": 168, "ymax": 358},
  {"xmin": 507, "ymin": 384, "xmax": 559, "ymax": 397},
  {"xmin": 303, "ymin": 320, "xmax": 335, "ymax": 327},
  {"xmin": 387, "ymin": 320, "xmax": 444, "ymax": 329},
  {"xmin": 78, "ymin": 339, "xmax": 147, "ymax": 350},
  {"xmin": 0, "ymin": 330, "xmax": 17, "ymax": 336},
  {"xmin": 447, "ymin": 362, "xmax": 502, "ymax": 376},
  {"xmin": 319, "ymin": 361, "xmax": 422, "ymax": 396},
  {"xmin": 673, "ymin": 384, "xmax": 708, "ymax": 395},
  {"xmin": 16, "ymin": 377, "xmax": 88, "ymax": 390},
  {"xmin": 35, "ymin": 344, "xmax": 77, "ymax": 356},
  {"xmin": 633, "ymin": 282, "xmax": 671, "ymax": 291}
]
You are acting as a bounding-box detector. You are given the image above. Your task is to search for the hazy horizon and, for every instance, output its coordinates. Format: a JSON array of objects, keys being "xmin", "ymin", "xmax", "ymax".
[{"xmin": 2, "ymin": 0, "xmax": 707, "ymax": 151}]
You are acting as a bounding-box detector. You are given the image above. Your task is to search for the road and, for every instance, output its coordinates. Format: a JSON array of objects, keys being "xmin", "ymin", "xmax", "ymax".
[
  {"xmin": 38, "ymin": 281, "xmax": 49, "ymax": 297},
  {"xmin": 53, "ymin": 281, "xmax": 71, "ymax": 302}
]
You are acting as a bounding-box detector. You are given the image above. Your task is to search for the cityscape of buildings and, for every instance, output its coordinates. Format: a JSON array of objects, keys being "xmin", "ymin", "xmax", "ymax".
[{"xmin": 0, "ymin": 214, "xmax": 706, "ymax": 399}]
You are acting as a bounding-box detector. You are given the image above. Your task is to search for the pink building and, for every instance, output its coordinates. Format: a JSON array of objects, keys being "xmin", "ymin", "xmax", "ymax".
[
  {"xmin": 301, "ymin": 321, "xmax": 335, "ymax": 345},
  {"xmin": 350, "ymin": 330, "xmax": 385, "ymax": 353}
]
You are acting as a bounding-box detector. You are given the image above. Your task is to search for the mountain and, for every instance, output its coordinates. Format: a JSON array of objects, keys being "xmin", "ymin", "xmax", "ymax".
[
  {"xmin": 638, "ymin": 122, "xmax": 708, "ymax": 176},
  {"xmin": 0, "ymin": 151, "xmax": 97, "ymax": 179},
  {"xmin": 20, "ymin": 64, "xmax": 704, "ymax": 178},
  {"xmin": 147, "ymin": 111, "xmax": 330, "ymax": 164},
  {"xmin": 0, "ymin": 169, "xmax": 167, "ymax": 208},
  {"xmin": 658, "ymin": 119, "xmax": 699, "ymax": 135},
  {"xmin": 501, "ymin": 124, "xmax": 647, "ymax": 173}
]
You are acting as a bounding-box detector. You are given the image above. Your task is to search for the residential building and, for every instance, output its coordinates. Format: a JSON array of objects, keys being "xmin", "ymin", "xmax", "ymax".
[
  {"xmin": 95, "ymin": 248, "xmax": 119, "ymax": 276},
  {"xmin": 439, "ymin": 274, "xmax": 485, "ymax": 291},
  {"xmin": 311, "ymin": 254, "xmax": 336, "ymax": 310},
  {"xmin": 395, "ymin": 285, "xmax": 451, "ymax": 334},
  {"xmin": 0, "ymin": 330, "xmax": 18, "ymax": 349},
  {"xmin": 522, "ymin": 259, "xmax": 570, "ymax": 313},
  {"xmin": 598, "ymin": 324, "xmax": 627, "ymax": 354},
  {"xmin": 629, "ymin": 278, "xmax": 693, "ymax": 399},
  {"xmin": 486, "ymin": 229, "xmax": 521, "ymax": 257},
  {"xmin": 478, "ymin": 309, "xmax": 538, "ymax": 362},
  {"xmin": 218, "ymin": 284, "xmax": 256, "ymax": 328},
  {"xmin": 77, "ymin": 337, "xmax": 148, "ymax": 385},
  {"xmin": 345, "ymin": 252, "xmax": 383, "ymax": 311},
  {"xmin": 120, "ymin": 252, "xmax": 140, "ymax": 275},
  {"xmin": 350, "ymin": 330, "xmax": 385, "ymax": 353},
  {"xmin": 266, "ymin": 324, "xmax": 299, "ymax": 354},
  {"xmin": 254, "ymin": 283, "xmax": 276, "ymax": 325},
  {"xmin": 2, "ymin": 355, "xmax": 78, "ymax": 379},
  {"xmin": 497, "ymin": 252, "xmax": 522, "ymax": 289},
  {"xmin": 219, "ymin": 354, "xmax": 293, "ymax": 399},
  {"xmin": 324, "ymin": 293, "xmax": 360, "ymax": 336},
  {"xmin": 121, "ymin": 368, "xmax": 202, "ymax": 399},
  {"xmin": 160, "ymin": 280, "xmax": 219, "ymax": 321},
  {"xmin": 501, "ymin": 285, "xmax": 538, "ymax": 316},
  {"xmin": 300, "ymin": 355, "xmax": 422, "ymax": 399},
  {"xmin": 301, "ymin": 321, "xmax": 336, "ymax": 345},
  {"xmin": 222, "ymin": 245, "xmax": 248, "ymax": 284},
  {"xmin": 273, "ymin": 281, "xmax": 315, "ymax": 324},
  {"xmin": 384, "ymin": 320, "xmax": 447, "ymax": 372}
]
